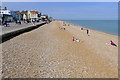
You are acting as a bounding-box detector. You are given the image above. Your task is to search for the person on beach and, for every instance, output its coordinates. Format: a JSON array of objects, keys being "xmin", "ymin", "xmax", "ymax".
[
  {"xmin": 59, "ymin": 27, "xmax": 62, "ymax": 30},
  {"xmin": 59, "ymin": 27, "xmax": 60, "ymax": 30},
  {"xmin": 73, "ymin": 37, "xmax": 80, "ymax": 42},
  {"xmin": 87, "ymin": 29, "xmax": 89, "ymax": 36},
  {"xmin": 75, "ymin": 39, "xmax": 80, "ymax": 42},
  {"xmin": 63, "ymin": 22, "xmax": 65, "ymax": 26},
  {"xmin": 110, "ymin": 40, "xmax": 117, "ymax": 47},
  {"xmin": 81, "ymin": 28, "xmax": 83, "ymax": 30},
  {"xmin": 73, "ymin": 37, "xmax": 75, "ymax": 41}
]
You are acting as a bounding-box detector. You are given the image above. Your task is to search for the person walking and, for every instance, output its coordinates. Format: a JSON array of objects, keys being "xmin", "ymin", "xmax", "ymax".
[
  {"xmin": 5, "ymin": 21, "xmax": 8, "ymax": 27},
  {"xmin": 15, "ymin": 19, "xmax": 17, "ymax": 24},
  {"xmin": 3, "ymin": 20, "xmax": 7, "ymax": 27},
  {"xmin": 32, "ymin": 19, "xmax": 35, "ymax": 25},
  {"xmin": 19, "ymin": 20, "xmax": 21, "ymax": 24}
]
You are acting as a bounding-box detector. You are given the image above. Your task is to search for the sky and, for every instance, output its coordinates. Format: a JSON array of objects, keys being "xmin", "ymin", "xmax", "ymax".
[
  {"xmin": 1, "ymin": 0, "xmax": 120, "ymax": 2},
  {"xmin": 1, "ymin": 2, "xmax": 118, "ymax": 20}
]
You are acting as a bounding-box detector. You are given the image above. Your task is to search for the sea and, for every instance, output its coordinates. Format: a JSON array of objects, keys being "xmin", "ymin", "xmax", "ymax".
[{"xmin": 61, "ymin": 20, "xmax": 118, "ymax": 36}]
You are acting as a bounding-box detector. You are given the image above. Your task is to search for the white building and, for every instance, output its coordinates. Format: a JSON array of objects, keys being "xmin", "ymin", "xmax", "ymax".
[
  {"xmin": 0, "ymin": 10, "xmax": 11, "ymax": 15},
  {"xmin": 11, "ymin": 11, "xmax": 17, "ymax": 19},
  {"xmin": 23, "ymin": 14, "xmax": 27, "ymax": 20},
  {"xmin": 0, "ymin": 10, "xmax": 13, "ymax": 22},
  {"xmin": 0, "ymin": 10, "xmax": 18, "ymax": 22},
  {"xmin": 28, "ymin": 10, "xmax": 38, "ymax": 20}
]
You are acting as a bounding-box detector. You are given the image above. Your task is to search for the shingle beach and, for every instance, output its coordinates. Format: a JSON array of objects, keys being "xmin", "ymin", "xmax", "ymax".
[{"xmin": 2, "ymin": 21, "xmax": 118, "ymax": 78}]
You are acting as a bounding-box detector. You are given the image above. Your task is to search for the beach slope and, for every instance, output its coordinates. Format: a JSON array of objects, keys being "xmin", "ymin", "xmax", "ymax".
[{"xmin": 2, "ymin": 20, "xmax": 118, "ymax": 78}]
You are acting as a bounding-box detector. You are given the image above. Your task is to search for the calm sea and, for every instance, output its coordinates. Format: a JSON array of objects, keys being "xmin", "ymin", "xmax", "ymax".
[{"xmin": 61, "ymin": 20, "xmax": 118, "ymax": 36}]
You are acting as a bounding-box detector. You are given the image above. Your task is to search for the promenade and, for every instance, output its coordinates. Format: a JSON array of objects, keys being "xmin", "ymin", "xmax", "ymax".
[
  {"xmin": 2, "ymin": 21, "xmax": 118, "ymax": 78},
  {"xmin": 2, "ymin": 22, "xmax": 32, "ymax": 33},
  {"xmin": 1, "ymin": 21, "xmax": 45, "ymax": 34}
]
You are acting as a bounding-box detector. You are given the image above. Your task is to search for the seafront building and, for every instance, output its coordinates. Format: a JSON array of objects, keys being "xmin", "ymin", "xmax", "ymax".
[
  {"xmin": 0, "ymin": 8, "xmax": 22, "ymax": 22},
  {"xmin": 0, "ymin": 9, "xmax": 11, "ymax": 15},
  {"xmin": 28, "ymin": 10, "xmax": 38, "ymax": 20},
  {"xmin": 48, "ymin": 17, "xmax": 53, "ymax": 21},
  {"xmin": 21, "ymin": 10, "xmax": 28, "ymax": 20},
  {"xmin": 0, "ymin": 9, "xmax": 13, "ymax": 22},
  {"xmin": 38, "ymin": 12, "xmax": 41, "ymax": 19},
  {"xmin": 14, "ymin": 11, "xmax": 23, "ymax": 20},
  {"xmin": 0, "ymin": 7, "xmax": 50, "ymax": 23},
  {"xmin": 23, "ymin": 14, "xmax": 27, "ymax": 20},
  {"xmin": 41, "ymin": 15, "xmax": 48, "ymax": 21}
]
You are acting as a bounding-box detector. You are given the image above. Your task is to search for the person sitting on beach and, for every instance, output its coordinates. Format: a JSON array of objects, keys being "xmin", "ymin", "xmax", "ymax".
[
  {"xmin": 59, "ymin": 27, "xmax": 61, "ymax": 30},
  {"xmin": 75, "ymin": 39, "xmax": 80, "ymax": 42},
  {"xmin": 59, "ymin": 27, "xmax": 65, "ymax": 30},
  {"xmin": 110, "ymin": 40, "xmax": 117, "ymax": 47},
  {"xmin": 73, "ymin": 37, "xmax": 80, "ymax": 42},
  {"xmin": 81, "ymin": 28, "xmax": 83, "ymax": 30},
  {"xmin": 73, "ymin": 37, "xmax": 75, "ymax": 41}
]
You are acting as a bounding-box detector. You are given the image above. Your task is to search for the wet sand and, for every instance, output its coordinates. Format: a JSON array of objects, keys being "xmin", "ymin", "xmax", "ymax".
[{"xmin": 2, "ymin": 20, "xmax": 118, "ymax": 78}]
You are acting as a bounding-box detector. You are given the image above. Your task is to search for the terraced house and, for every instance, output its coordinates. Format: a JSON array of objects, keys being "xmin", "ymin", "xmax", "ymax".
[{"xmin": 28, "ymin": 10, "xmax": 38, "ymax": 20}]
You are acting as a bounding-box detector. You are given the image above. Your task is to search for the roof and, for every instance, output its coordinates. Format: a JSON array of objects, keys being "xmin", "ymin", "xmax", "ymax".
[
  {"xmin": 30, "ymin": 11, "xmax": 38, "ymax": 14},
  {"xmin": 14, "ymin": 11, "xmax": 20, "ymax": 14}
]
